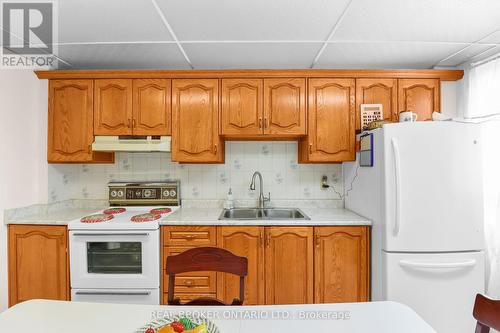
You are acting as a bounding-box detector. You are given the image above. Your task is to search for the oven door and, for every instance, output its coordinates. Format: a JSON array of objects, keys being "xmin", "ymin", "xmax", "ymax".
[{"xmin": 69, "ymin": 230, "xmax": 159, "ymax": 289}]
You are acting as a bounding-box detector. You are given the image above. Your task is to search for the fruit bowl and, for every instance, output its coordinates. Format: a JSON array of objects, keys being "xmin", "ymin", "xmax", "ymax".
[{"xmin": 135, "ymin": 314, "xmax": 219, "ymax": 333}]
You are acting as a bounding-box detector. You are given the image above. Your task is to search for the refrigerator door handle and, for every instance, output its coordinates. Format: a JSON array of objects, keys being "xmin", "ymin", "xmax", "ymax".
[
  {"xmin": 399, "ymin": 259, "xmax": 477, "ymax": 270},
  {"xmin": 391, "ymin": 138, "xmax": 402, "ymax": 236}
]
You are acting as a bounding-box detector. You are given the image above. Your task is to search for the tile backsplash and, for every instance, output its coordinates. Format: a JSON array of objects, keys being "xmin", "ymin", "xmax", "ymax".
[{"xmin": 48, "ymin": 141, "xmax": 344, "ymax": 204}]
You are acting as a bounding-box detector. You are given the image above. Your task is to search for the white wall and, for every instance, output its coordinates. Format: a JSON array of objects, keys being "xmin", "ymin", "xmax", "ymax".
[{"xmin": 0, "ymin": 70, "xmax": 47, "ymax": 312}]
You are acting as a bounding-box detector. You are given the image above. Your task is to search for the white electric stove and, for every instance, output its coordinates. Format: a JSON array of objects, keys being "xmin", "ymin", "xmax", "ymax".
[{"xmin": 68, "ymin": 182, "xmax": 180, "ymax": 305}]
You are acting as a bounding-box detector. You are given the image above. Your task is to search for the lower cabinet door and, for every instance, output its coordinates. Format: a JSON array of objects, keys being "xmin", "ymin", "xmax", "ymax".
[
  {"xmin": 314, "ymin": 226, "xmax": 369, "ymax": 303},
  {"xmin": 8, "ymin": 225, "xmax": 69, "ymax": 306},
  {"xmin": 265, "ymin": 227, "xmax": 313, "ymax": 304},
  {"xmin": 217, "ymin": 227, "xmax": 265, "ymax": 305}
]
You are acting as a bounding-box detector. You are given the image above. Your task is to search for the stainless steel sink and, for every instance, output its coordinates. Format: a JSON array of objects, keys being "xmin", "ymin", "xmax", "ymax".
[{"xmin": 219, "ymin": 208, "xmax": 310, "ymax": 220}]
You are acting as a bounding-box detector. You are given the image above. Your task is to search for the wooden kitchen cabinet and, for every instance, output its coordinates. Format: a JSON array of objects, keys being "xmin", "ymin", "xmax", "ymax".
[
  {"xmin": 314, "ymin": 226, "xmax": 370, "ymax": 303},
  {"xmin": 221, "ymin": 79, "xmax": 263, "ymax": 136},
  {"xmin": 171, "ymin": 79, "xmax": 224, "ymax": 163},
  {"xmin": 8, "ymin": 225, "xmax": 69, "ymax": 307},
  {"xmin": 265, "ymin": 227, "xmax": 314, "ymax": 304},
  {"xmin": 132, "ymin": 79, "xmax": 171, "ymax": 135},
  {"xmin": 217, "ymin": 227, "xmax": 265, "ymax": 305},
  {"xmin": 356, "ymin": 78, "xmax": 398, "ymax": 130},
  {"xmin": 94, "ymin": 79, "xmax": 133, "ymax": 135},
  {"xmin": 48, "ymin": 80, "xmax": 113, "ymax": 163},
  {"xmin": 264, "ymin": 78, "xmax": 307, "ymax": 136},
  {"xmin": 299, "ymin": 78, "xmax": 356, "ymax": 163},
  {"xmin": 398, "ymin": 78, "xmax": 440, "ymax": 121}
]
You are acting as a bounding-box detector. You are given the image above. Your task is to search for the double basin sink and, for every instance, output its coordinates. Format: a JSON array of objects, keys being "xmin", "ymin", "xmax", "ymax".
[{"xmin": 219, "ymin": 208, "xmax": 310, "ymax": 220}]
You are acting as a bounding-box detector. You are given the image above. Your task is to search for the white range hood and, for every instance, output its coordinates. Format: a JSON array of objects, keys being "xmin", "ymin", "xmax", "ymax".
[{"xmin": 92, "ymin": 136, "xmax": 171, "ymax": 152}]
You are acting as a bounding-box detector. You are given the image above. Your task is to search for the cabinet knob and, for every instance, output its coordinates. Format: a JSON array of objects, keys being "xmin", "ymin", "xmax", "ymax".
[
  {"xmin": 127, "ymin": 119, "xmax": 132, "ymax": 128},
  {"xmin": 264, "ymin": 118, "xmax": 269, "ymax": 129},
  {"xmin": 132, "ymin": 119, "xmax": 136, "ymax": 128},
  {"xmin": 309, "ymin": 144, "xmax": 313, "ymax": 154},
  {"xmin": 88, "ymin": 144, "xmax": 92, "ymax": 153},
  {"xmin": 315, "ymin": 234, "xmax": 321, "ymax": 247},
  {"xmin": 214, "ymin": 144, "xmax": 218, "ymax": 153},
  {"xmin": 258, "ymin": 117, "xmax": 262, "ymax": 129}
]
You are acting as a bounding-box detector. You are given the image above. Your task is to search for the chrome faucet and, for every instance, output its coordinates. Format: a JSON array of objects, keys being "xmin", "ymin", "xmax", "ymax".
[{"xmin": 250, "ymin": 171, "xmax": 270, "ymax": 208}]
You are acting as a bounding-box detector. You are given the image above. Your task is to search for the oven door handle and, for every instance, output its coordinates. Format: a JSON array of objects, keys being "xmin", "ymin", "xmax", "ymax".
[
  {"xmin": 72, "ymin": 232, "xmax": 150, "ymax": 236},
  {"xmin": 75, "ymin": 291, "xmax": 151, "ymax": 296}
]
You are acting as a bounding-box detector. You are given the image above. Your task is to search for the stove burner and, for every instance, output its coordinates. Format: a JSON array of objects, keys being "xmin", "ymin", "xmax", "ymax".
[
  {"xmin": 131, "ymin": 213, "xmax": 161, "ymax": 223},
  {"xmin": 103, "ymin": 207, "xmax": 126, "ymax": 215},
  {"xmin": 80, "ymin": 214, "xmax": 114, "ymax": 223},
  {"xmin": 150, "ymin": 208, "xmax": 172, "ymax": 215}
]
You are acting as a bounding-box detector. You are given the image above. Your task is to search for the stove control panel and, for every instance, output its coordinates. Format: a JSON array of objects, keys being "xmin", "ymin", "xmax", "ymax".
[{"xmin": 108, "ymin": 181, "xmax": 180, "ymax": 206}]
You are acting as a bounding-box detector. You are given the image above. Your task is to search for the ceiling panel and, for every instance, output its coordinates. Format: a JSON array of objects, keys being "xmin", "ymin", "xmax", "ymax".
[
  {"xmin": 334, "ymin": 0, "xmax": 500, "ymax": 43},
  {"xmin": 438, "ymin": 44, "xmax": 496, "ymax": 67},
  {"xmin": 316, "ymin": 42, "xmax": 464, "ymax": 69},
  {"xmin": 479, "ymin": 30, "xmax": 500, "ymax": 44},
  {"xmin": 183, "ymin": 43, "xmax": 322, "ymax": 69},
  {"xmin": 157, "ymin": 0, "xmax": 350, "ymax": 40},
  {"xmin": 56, "ymin": 44, "xmax": 190, "ymax": 69},
  {"xmin": 58, "ymin": 0, "xmax": 173, "ymax": 43}
]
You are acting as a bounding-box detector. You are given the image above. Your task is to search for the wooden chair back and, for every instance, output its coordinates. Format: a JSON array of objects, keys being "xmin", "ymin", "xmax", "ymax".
[
  {"xmin": 473, "ymin": 294, "xmax": 500, "ymax": 333},
  {"xmin": 166, "ymin": 247, "xmax": 248, "ymax": 306}
]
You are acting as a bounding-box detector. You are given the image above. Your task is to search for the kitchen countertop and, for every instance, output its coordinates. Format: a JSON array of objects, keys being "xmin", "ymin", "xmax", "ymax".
[
  {"xmin": 4, "ymin": 199, "xmax": 108, "ymax": 225},
  {"xmin": 160, "ymin": 207, "xmax": 371, "ymax": 226},
  {"xmin": 4, "ymin": 199, "xmax": 370, "ymax": 226},
  {"xmin": 0, "ymin": 299, "xmax": 434, "ymax": 333}
]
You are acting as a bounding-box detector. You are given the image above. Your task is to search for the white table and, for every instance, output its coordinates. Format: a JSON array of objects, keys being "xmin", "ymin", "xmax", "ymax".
[{"xmin": 0, "ymin": 300, "xmax": 435, "ymax": 333}]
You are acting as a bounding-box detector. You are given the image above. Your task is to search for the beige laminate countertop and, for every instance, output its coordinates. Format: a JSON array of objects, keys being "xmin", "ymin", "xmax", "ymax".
[
  {"xmin": 4, "ymin": 200, "xmax": 371, "ymax": 226},
  {"xmin": 160, "ymin": 207, "xmax": 371, "ymax": 226}
]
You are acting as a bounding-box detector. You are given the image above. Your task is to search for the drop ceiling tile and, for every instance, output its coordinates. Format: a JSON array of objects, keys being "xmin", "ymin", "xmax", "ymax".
[
  {"xmin": 182, "ymin": 43, "xmax": 321, "ymax": 69},
  {"xmin": 56, "ymin": 44, "xmax": 190, "ymax": 69},
  {"xmin": 438, "ymin": 44, "xmax": 496, "ymax": 67},
  {"xmin": 58, "ymin": 0, "xmax": 174, "ymax": 43},
  {"xmin": 316, "ymin": 42, "xmax": 464, "ymax": 69},
  {"xmin": 335, "ymin": 0, "xmax": 500, "ymax": 43},
  {"xmin": 157, "ymin": 0, "xmax": 350, "ymax": 40}
]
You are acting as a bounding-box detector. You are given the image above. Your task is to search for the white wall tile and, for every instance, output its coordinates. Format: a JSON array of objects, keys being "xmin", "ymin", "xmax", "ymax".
[{"xmin": 47, "ymin": 142, "xmax": 345, "ymax": 203}]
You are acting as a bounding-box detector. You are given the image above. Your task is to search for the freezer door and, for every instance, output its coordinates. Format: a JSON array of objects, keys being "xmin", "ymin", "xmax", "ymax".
[
  {"xmin": 382, "ymin": 122, "xmax": 484, "ymax": 252},
  {"xmin": 383, "ymin": 251, "xmax": 484, "ymax": 333}
]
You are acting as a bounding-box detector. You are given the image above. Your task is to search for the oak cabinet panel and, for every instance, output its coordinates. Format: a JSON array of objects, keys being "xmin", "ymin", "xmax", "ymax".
[
  {"xmin": 172, "ymin": 79, "xmax": 224, "ymax": 163},
  {"xmin": 48, "ymin": 80, "xmax": 113, "ymax": 163},
  {"xmin": 356, "ymin": 78, "xmax": 398, "ymax": 130},
  {"xmin": 94, "ymin": 79, "xmax": 133, "ymax": 135},
  {"xmin": 398, "ymin": 78, "xmax": 440, "ymax": 121},
  {"xmin": 217, "ymin": 227, "xmax": 265, "ymax": 305},
  {"xmin": 264, "ymin": 78, "xmax": 306, "ymax": 136},
  {"xmin": 132, "ymin": 79, "xmax": 171, "ymax": 135},
  {"xmin": 221, "ymin": 79, "xmax": 263, "ymax": 136},
  {"xmin": 265, "ymin": 227, "xmax": 313, "ymax": 304},
  {"xmin": 299, "ymin": 78, "xmax": 355, "ymax": 163},
  {"xmin": 314, "ymin": 226, "xmax": 370, "ymax": 303},
  {"xmin": 8, "ymin": 225, "xmax": 69, "ymax": 307}
]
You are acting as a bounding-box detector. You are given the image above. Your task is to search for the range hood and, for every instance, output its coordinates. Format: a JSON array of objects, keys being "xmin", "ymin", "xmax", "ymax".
[{"xmin": 92, "ymin": 136, "xmax": 171, "ymax": 152}]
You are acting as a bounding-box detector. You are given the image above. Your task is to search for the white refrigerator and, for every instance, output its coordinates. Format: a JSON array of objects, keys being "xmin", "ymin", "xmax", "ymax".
[{"xmin": 344, "ymin": 121, "xmax": 485, "ymax": 333}]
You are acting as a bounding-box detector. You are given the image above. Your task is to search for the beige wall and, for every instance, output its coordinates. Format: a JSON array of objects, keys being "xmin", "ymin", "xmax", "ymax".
[{"xmin": 0, "ymin": 70, "xmax": 48, "ymax": 311}]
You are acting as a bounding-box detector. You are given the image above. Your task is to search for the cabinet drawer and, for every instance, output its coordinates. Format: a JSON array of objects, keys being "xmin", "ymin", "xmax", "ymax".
[
  {"xmin": 162, "ymin": 293, "xmax": 217, "ymax": 305},
  {"xmin": 163, "ymin": 270, "xmax": 216, "ymax": 294},
  {"xmin": 162, "ymin": 226, "xmax": 216, "ymax": 246}
]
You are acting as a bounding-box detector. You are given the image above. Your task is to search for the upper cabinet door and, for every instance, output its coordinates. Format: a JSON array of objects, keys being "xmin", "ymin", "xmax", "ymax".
[
  {"xmin": 398, "ymin": 78, "xmax": 440, "ymax": 121},
  {"xmin": 132, "ymin": 79, "xmax": 171, "ymax": 135},
  {"xmin": 356, "ymin": 78, "xmax": 398, "ymax": 130},
  {"xmin": 263, "ymin": 78, "xmax": 306, "ymax": 136},
  {"xmin": 48, "ymin": 80, "xmax": 94, "ymax": 162},
  {"xmin": 221, "ymin": 79, "xmax": 263, "ymax": 136},
  {"xmin": 301, "ymin": 78, "xmax": 355, "ymax": 163},
  {"xmin": 172, "ymin": 79, "xmax": 224, "ymax": 163},
  {"xmin": 94, "ymin": 79, "xmax": 133, "ymax": 135}
]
